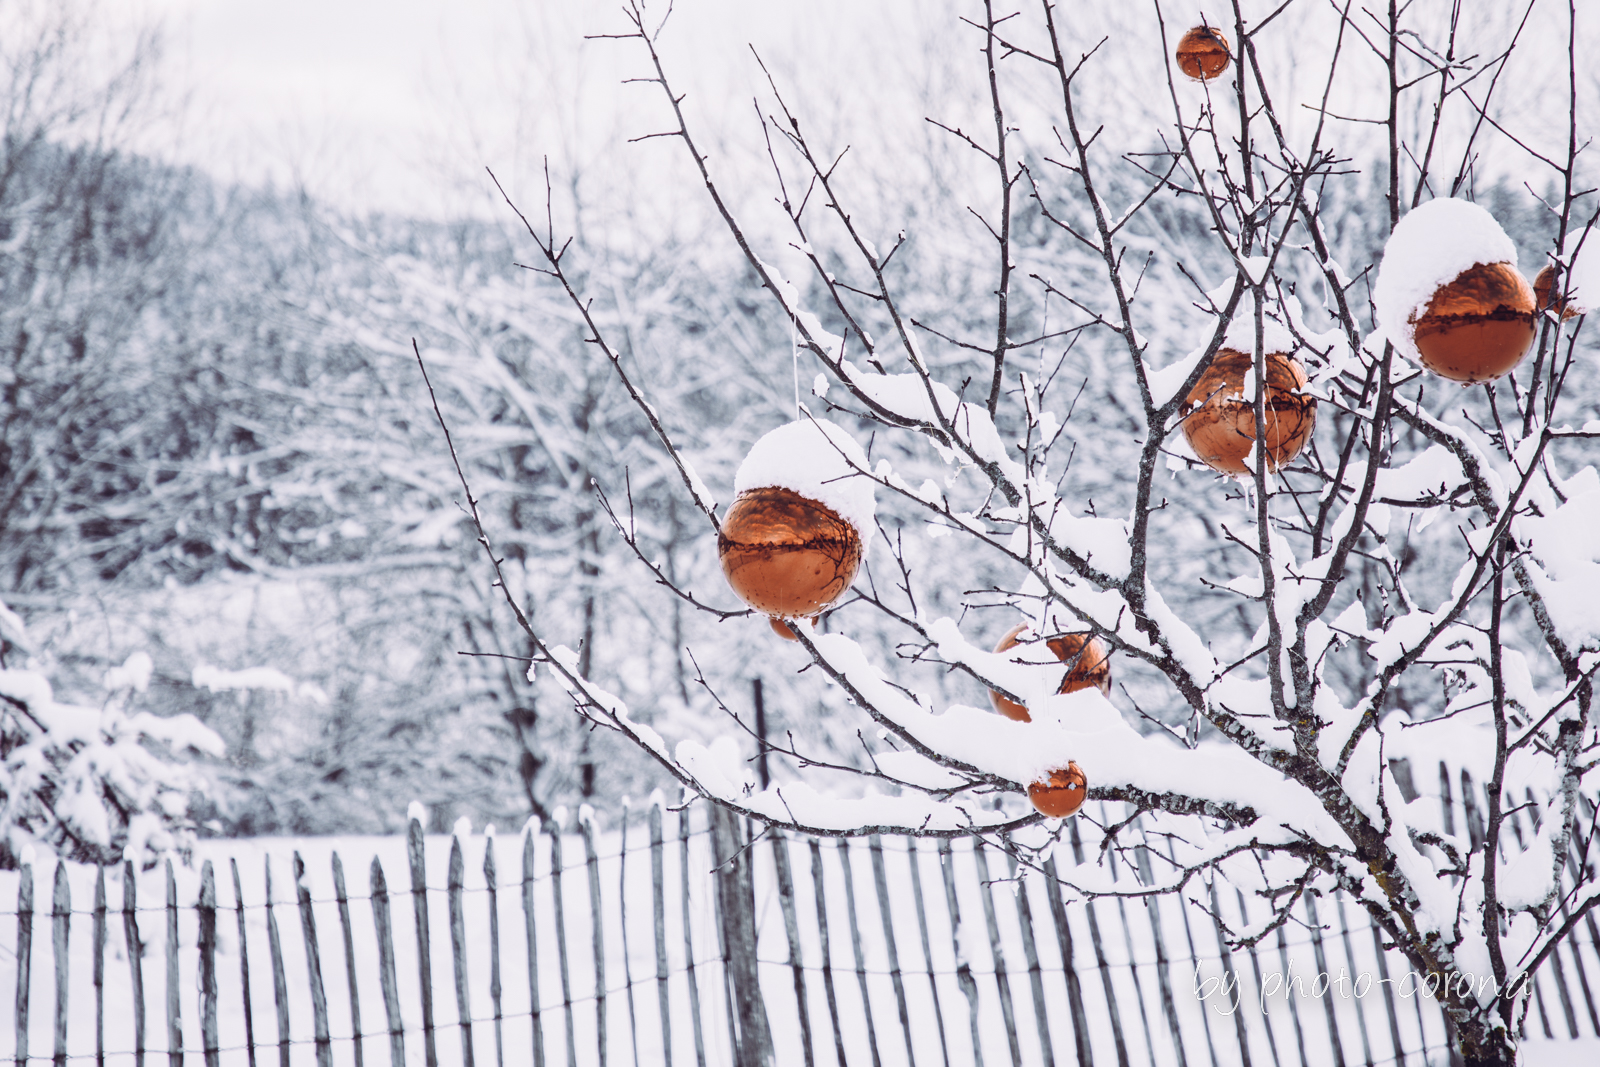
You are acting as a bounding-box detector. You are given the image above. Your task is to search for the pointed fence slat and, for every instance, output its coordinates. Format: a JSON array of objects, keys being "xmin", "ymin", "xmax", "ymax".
[
  {"xmin": 937, "ymin": 838, "xmax": 986, "ymax": 1067},
  {"xmin": 971, "ymin": 840, "xmax": 1023, "ymax": 1067},
  {"xmin": 869, "ymin": 835, "xmax": 919, "ymax": 1067},
  {"xmin": 680, "ymin": 811, "xmax": 709, "ymax": 1067},
  {"xmin": 550, "ymin": 821, "xmax": 579, "ymax": 1067},
  {"xmin": 1130, "ymin": 846, "xmax": 1191, "ymax": 1067},
  {"xmin": 122, "ymin": 862, "xmax": 145, "ymax": 1067},
  {"xmin": 1002, "ymin": 847, "xmax": 1057, "ymax": 1067},
  {"xmin": 448, "ymin": 836, "xmax": 477, "ymax": 1067},
  {"xmin": 333, "ymin": 853, "xmax": 366, "ymax": 1067},
  {"xmin": 17, "ymin": 861, "xmax": 32, "ymax": 1067},
  {"xmin": 265, "ymin": 857, "xmax": 292, "ymax": 1067},
  {"xmin": 199, "ymin": 862, "xmax": 219, "ymax": 1067},
  {"xmin": 52, "ymin": 863, "xmax": 69, "ymax": 1067},
  {"xmin": 369, "ymin": 859, "xmax": 406, "ymax": 1067},
  {"xmin": 837, "ymin": 837, "xmax": 885, "ymax": 1067},
  {"xmin": 649, "ymin": 805, "xmax": 674, "ymax": 1067},
  {"xmin": 93, "ymin": 868, "xmax": 107, "ymax": 1067},
  {"xmin": 294, "ymin": 851, "xmax": 335, "ymax": 1067},
  {"xmin": 164, "ymin": 859, "xmax": 182, "ymax": 1067},
  {"xmin": 906, "ymin": 839, "xmax": 954, "ymax": 1067},
  {"xmin": 1067, "ymin": 823, "xmax": 1129, "ymax": 1067},
  {"xmin": 1300, "ymin": 891, "xmax": 1348, "ymax": 1067},
  {"xmin": 807, "ymin": 838, "xmax": 847, "ymax": 1067},
  {"xmin": 409, "ymin": 819, "xmax": 440, "ymax": 1067},
  {"xmin": 580, "ymin": 814, "xmax": 609, "ymax": 1067},
  {"xmin": 519, "ymin": 830, "xmax": 546, "ymax": 1067},
  {"xmin": 770, "ymin": 831, "xmax": 815, "ymax": 1067},
  {"xmin": 1040, "ymin": 854, "xmax": 1092, "ymax": 1067},
  {"xmin": 618, "ymin": 810, "xmax": 640, "ymax": 1067},
  {"xmin": 230, "ymin": 860, "xmax": 259, "ymax": 1067},
  {"xmin": 484, "ymin": 834, "xmax": 505, "ymax": 1067}
]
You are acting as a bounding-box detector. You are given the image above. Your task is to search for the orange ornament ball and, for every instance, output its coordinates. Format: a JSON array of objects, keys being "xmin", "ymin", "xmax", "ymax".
[
  {"xmin": 770, "ymin": 616, "xmax": 818, "ymax": 641},
  {"xmin": 1410, "ymin": 262, "xmax": 1536, "ymax": 383},
  {"xmin": 1176, "ymin": 26, "xmax": 1231, "ymax": 81},
  {"xmin": 1028, "ymin": 762, "xmax": 1088, "ymax": 818},
  {"xmin": 989, "ymin": 623, "xmax": 1111, "ymax": 722},
  {"xmin": 1181, "ymin": 349, "xmax": 1316, "ymax": 476},
  {"xmin": 1533, "ymin": 264, "xmax": 1579, "ymax": 322},
  {"xmin": 719, "ymin": 486, "xmax": 863, "ymax": 621}
]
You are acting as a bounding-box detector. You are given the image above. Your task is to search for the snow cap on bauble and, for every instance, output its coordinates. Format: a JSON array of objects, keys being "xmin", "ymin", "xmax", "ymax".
[
  {"xmin": 734, "ymin": 418, "xmax": 877, "ymax": 543},
  {"xmin": 1374, "ymin": 198, "xmax": 1519, "ymax": 362}
]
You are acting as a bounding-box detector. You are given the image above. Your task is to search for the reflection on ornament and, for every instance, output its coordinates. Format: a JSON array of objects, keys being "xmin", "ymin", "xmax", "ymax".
[
  {"xmin": 1029, "ymin": 762, "xmax": 1088, "ymax": 818},
  {"xmin": 1176, "ymin": 26, "xmax": 1231, "ymax": 81},
  {"xmin": 989, "ymin": 624, "xmax": 1111, "ymax": 722},
  {"xmin": 719, "ymin": 486, "xmax": 862, "ymax": 620},
  {"xmin": 1411, "ymin": 262, "xmax": 1535, "ymax": 383},
  {"xmin": 1181, "ymin": 350, "xmax": 1316, "ymax": 476}
]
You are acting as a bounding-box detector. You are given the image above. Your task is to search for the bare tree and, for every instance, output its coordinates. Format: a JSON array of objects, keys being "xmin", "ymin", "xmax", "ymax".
[{"xmin": 436, "ymin": 2, "xmax": 1600, "ymax": 1062}]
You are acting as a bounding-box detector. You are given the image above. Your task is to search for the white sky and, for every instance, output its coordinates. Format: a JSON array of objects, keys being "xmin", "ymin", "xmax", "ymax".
[{"xmin": 56, "ymin": 0, "xmax": 1588, "ymax": 232}]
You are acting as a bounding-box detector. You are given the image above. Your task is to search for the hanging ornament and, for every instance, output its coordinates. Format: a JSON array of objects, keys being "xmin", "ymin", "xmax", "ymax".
[
  {"xmin": 1176, "ymin": 26, "xmax": 1231, "ymax": 81},
  {"xmin": 1374, "ymin": 198, "xmax": 1535, "ymax": 384},
  {"xmin": 1028, "ymin": 762, "xmax": 1088, "ymax": 818},
  {"xmin": 1534, "ymin": 265, "xmax": 1579, "ymax": 322},
  {"xmin": 1181, "ymin": 349, "xmax": 1316, "ymax": 476},
  {"xmin": 718, "ymin": 419, "xmax": 876, "ymax": 629},
  {"xmin": 989, "ymin": 624, "xmax": 1111, "ymax": 722},
  {"xmin": 1410, "ymin": 264, "xmax": 1536, "ymax": 383}
]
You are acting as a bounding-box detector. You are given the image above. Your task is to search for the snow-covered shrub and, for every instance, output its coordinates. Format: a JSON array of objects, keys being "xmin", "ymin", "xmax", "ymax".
[{"xmin": 0, "ymin": 609, "xmax": 222, "ymax": 867}]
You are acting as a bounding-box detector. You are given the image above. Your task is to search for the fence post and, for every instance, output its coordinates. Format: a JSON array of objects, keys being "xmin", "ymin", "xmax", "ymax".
[
  {"xmin": 294, "ymin": 851, "xmax": 334, "ymax": 1067},
  {"xmin": 1001, "ymin": 845, "xmax": 1057, "ymax": 1067},
  {"xmin": 1129, "ymin": 846, "xmax": 1191, "ymax": 1067},
  {"xmin": 550, "ymin": 813, "xmax": 579, "ymax": 1067},
  {"xmin": 618, "ymin": 805, "xmax": 641, "ymax": 1067},
  {"xmin": 1040, "ymin": 853, "xmax": 1093, "ymax": 1067},
  {"xmin": 971, "ymin": 839, "xmax": 1024, "ymax": 1067},
  {"xmin": 16, "ymin": 858, "xmax": 32, "ymax": 1067},
  {"xmin": 579, "ymin": 809, "xmax": 608, "ymax": 1067},
  {"xmin": 199, "ymin": 862, "xmax": 219, "ymax": 1067},
  {"xmin": 905, "ymin": 839, "xmax": 954, "ymax": 1067},
  {"xmin": 229, "ymin": 860, "xmax": 259, "ymax": 1067},
  {"xmin": 808, "ymin": 838, "xmax": 848, "ymax": 1067},
  {"xmin": 770, "ymin": 831, "xmax": 815, "ymax": 1067},
  {"xmin": 869, "ymin": 835, "xmax": 919, "ymax": 1067},
  {"xmin": 936, "ymin": 838, "xmax": 985, "ymax": 1067},
  {"xmin": 409, "ymin": 816, "xmax": 440, "ymax": 1067},
  {"xmin": 265, "ymin": 856, "xmax": 292, "ymax": 1067},
  {"xmin": 710, "ymin": 803, "xmax": 773, "ymax": 1066},
  {"xmin": 447, "ymin": 834, "xmax": 476, "ymax": 1067},
  {"xmin": 680, "ymin": 808, "xmax": 709, "ymax": 1067},
  {"xmin": 837, "ymin": 836, "xmax": 884, "ymax": 1067},
  {"xmin": 332, "ymin": 853, "xmax": 366, "ymax": 1067},
  {"xmin": 122, "ymin": 861, "xmax": 145, "ymax": 1067},
  {"xmin": 369, "ymin": 858, "xmax": 407, "ymax": 1067},
  {"xmin": 52, "ymin": 862, "xmax": 69, "ymax": 1067},
  {"xmin": 650, "ymin": 803, "xmax": 675, "ymax": 1067},
  {"xmin": 164, "ymin": 859, "xmax": 183, "ymax": 1067},
  {"xmin": 93, "ymin": 867, "xmax": 107, "ymax": 1067},
  {"xmin": 519, "ymin": 827, "xmax": 546, "ymax": 1067},
  {"xmin": 483, "ymin": 831, "xmax": 505, "ymax": 1067},
  {"xmin": 1067, "ymin": 819, "xmax": 1129, "ymax": 1067}
]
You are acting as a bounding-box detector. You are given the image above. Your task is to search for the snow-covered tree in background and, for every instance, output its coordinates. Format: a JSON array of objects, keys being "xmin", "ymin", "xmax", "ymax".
[
  {"xmin": 456, "ymin": 2, "xmax": 1600, "ymax": 1062},
  {"xmin": 0, "ymin": 601, "xmax": 222, "ymax": 866}
]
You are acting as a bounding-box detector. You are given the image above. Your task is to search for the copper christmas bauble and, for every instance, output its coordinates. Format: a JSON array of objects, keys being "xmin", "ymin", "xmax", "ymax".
[
  {"xmin": 989, "ymin": 623, "xmax": 1111, "ymax": 723},
  {"xmin": 1028, "ymin": 762, "xmax": 1088, "ymax": 818},
  {"xmin": 1411, "ymin": 262, "xmax": 1535, "ymax": 383},
  {"xmin": 1176, "ymin": 26, "xmax": 1231, "ymax": 81},
  {"xmin": 719, "ymin": 486, "xmax": 862, "ymax": 620},
  {"xmin": 1181, "ymin": 349, "xmax": 1316, "ymax": 476},
  {"xmin": 1533, "ymin": 264, "xmax": 1579, "ymax": 322},
  {"xmin": 770, "ymin": 616, "xmax": 818, "ymax": 641}
]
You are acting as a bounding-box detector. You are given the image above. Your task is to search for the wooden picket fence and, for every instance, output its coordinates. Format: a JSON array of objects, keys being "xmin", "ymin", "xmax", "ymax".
[{"xmin": 3, "ymin": 770, "xmax": 1599, "ymax": 1067}]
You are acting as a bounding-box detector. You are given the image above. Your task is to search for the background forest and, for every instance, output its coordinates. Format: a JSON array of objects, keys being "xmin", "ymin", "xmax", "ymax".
[{"xmin": 2, "ymin": 0, "xmax": 1595, "ymax": 847}]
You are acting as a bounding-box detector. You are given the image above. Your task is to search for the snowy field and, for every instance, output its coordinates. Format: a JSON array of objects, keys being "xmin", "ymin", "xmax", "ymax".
[{"xmin": 3, "ymin": 804, "xmax": 1597, "ymax": 1067}]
